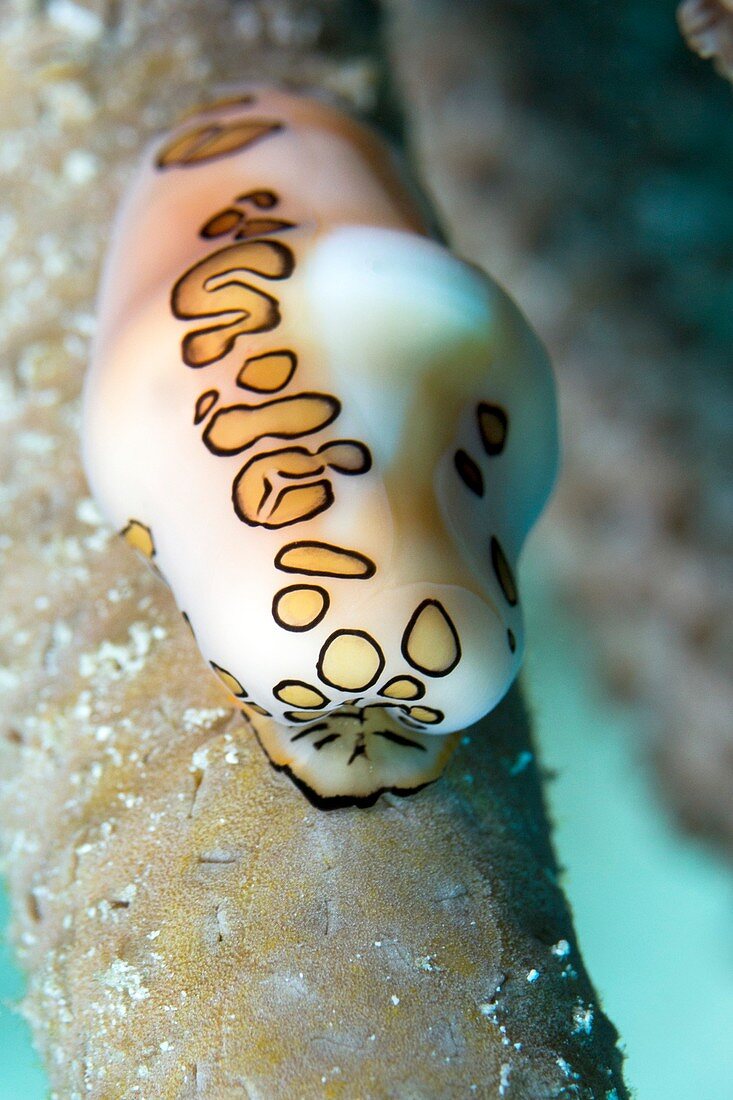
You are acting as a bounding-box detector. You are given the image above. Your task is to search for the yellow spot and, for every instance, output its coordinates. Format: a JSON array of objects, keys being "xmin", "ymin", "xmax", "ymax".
[
  {"xmin": 194, "ymin": 389, "xmax": 218, "ymax": 424},
  {"xmin": 237, "ymin": 350, "xmax": 296, "ymax": 393},
  {"xmin": 402, "ymin": 600, "xmax": 461, "ymax": 677},
  {"xmin": 201, "ymin": 209, "xmax": 243, "ymax": 238},
  {"xmin": 210, "ymin": 662, "xmax": 247, "ymax": 698},
  {"xmin": 157, "ymin": 119, "xmax": 281, "ymax": 168},
  {"xmin": 245, "ymin": 702, "xmax": 271, "ymax": 717},
  {"xmin": 237, "ymin": 477, "xmax": 330, "ymax": 529},
  {"xmin": 203, "ymin": 393, "xmax": 339, "ymax": 456},
  {"xmin": 172, "ymin": 239, "xmax": 293, "ymax": 368},
  {"xmin": 234, "ymin": 216, "xmax": 295, "ymax": 240},
  {"xmin": 233, "ymin": 441, "xmax": 369, "ymax": 529},
  {"xmin": 318, "ymin": 631, "xmax": 384, "ymax": 691},
  {"xmin": 275, "ymin": 540, "xmax": 375, "ymax": 579},
  {"xmin": 379, "ymin": 676, "xmax": 424, "ymax": 701},
  {"xmin": 121, "ymin": 520, "xmax": 154, "ymax": 559},
  {"xmin": 273, "ymin": 585, "xmax": 328, "ymax": 631},
  {"xmin": 407, "ymin": 706, "xmax": 443, "ymax": 724},
  {"xmin": 274, "ymin": 681, "xmax": 328, "ymax": 709}
]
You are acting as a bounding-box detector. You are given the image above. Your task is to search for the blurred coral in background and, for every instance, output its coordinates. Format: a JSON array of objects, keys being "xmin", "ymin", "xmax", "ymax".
[
  {"xmin": 388, "ymin": 0, "xmax": 733, "ymax": 852},
  {"xmin": 679, "ymin": 0, "xmax": 733, "ymax": 81}
]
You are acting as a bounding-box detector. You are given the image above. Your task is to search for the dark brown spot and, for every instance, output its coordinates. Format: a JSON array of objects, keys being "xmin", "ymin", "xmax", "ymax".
[
  {"xmin": 454, "ymin": 449, "xmax": 484, "ymax": 496},
  {"xmin": 234, "ymin": 217, "xmax": 296, "ymax": 240},
  {"xmin": 200, "ymin": 209, "xmax": 243, "ymax": 239},
  {"xmin": 26, "ymin": 891, "xmax": 42, "ymax": 922},
  {"xmin": 491, "ymin": 536, "xmax": 518, "ymax": 606},
  {"xmin": 478, "ymin": 402, "xmax": 508, "ymax": 456},
  {"xmin": 237, "ymin": 189, "xmax": 278, "ymax": 209}
]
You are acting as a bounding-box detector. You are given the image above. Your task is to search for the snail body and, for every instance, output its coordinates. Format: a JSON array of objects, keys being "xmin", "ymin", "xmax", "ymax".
[{"xmin": 83, "ymin": 88, "xmax": 558, "ymax": 806}]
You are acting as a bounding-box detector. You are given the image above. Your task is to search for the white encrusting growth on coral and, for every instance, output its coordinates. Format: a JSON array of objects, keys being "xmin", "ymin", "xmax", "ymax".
[
  {"xmin": 79, "ymin": 622, "xmax": 167, "ymax": 682},
  {"xmin": 101, "ymin": 958, "xmax": 150, "ymax": 1003},
  {"xmin": 572, "ymin": 1002, "xmax": 594, "ymax": 1036},
  {"xmin": 551, "ymin": 939, "xmax": 571, "ymax": 959}
]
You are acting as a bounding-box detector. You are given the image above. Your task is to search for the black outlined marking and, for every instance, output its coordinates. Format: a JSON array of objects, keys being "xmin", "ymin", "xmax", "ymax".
[
  {"xmin": 401, "ymin": 598, "xmax": 462, "ymax": 677},
  {"xmin": 246, "ymin": 702, "xmax": 272, "ymax": 717},
  {"xmin": 194, "ymin": 389, "xmax": 219, "ymax": 424},
  {"xmin": 234, "ymin": 217, "xmax": 296, "ymax": 239},
  {"xmin": 202, "ymin": 393, "xmax": 341, "ymax": 456},
  {"xmin": 273, "ymin": 679, "xmax": 328, "ymax": 709},
  {"xmin": 379, "ymin": 675, "xmax": 426, "ymax": 701},
  {"xmin": 272, "ymin": 584, "xmax": 330, "ymax": 632},
  {"xmin": 209, "ymin": 660, "xmax": 248, "ymax": 698},
  {"xmin": 120, "ymin": 519, "xmax": 155, "ymax": 558},
  {"xmin": 231, "ymin": 439, "xmax": 371, "ymax": 530},
  {"xmin": 478, "ymin": 402, "xmax": 509, "ymax": 456},
  {"xmin": 235, "ymin": 466, "xmax": 333, "ymax": 529},
  {"xmin": 454, "ymin": 449, "xmax": 484, "ymax": 496},
  {"xmin": 156, "ymin": 119, "xmax": 282, "ymax": 168},
  {"xmin": 200, "ymin": 209, "xmax": 243, "ymax": 238},
  {"xmin": 171, "ymin": 239, "xmax": 295, "ymax": 368},
  {"xmin": 274, "ymin": 540, "xmax": 376, "ymax": 579},
  {"xmin": 258, "ymin": 757, "xmax": 432, "ymax": 810},
  {"xmin": 490, "ymin": 536, "xmax": 518, "ymax": 606},
  {"xmin": 285, "ymin": 714, "xmax": 329, "ymax": 727},
  {"xmin": 237, "ymin": 189, "xmax": 278, "ymax": 209},
  {"xmin": 406, "ymin": 706, "xmax": 444, "ymax": 725},
  {"xmin": 316, "ymin": 629, "xmax": 385, "ymax": 692},
  {"xmin": 236, "ymin": 349, "xmax": 297, "ymax": 393}
]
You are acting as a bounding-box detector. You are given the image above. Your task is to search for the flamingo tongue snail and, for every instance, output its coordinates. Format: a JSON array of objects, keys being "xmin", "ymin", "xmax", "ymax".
[{"xmin": 82, "ymin": 87, "xmax": 559, "ymax": 808}]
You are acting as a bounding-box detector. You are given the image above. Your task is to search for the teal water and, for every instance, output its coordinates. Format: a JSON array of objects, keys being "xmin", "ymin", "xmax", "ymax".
[
  {"xmin": 1, "ymin": 552, "xmax": 732, "ymax": 1097},
  {"xmin": 522, "ymin": 543, "xmax": 733, "ymax": 1100},
  {"xmin": 0, "ymin": 890, "xmax": 46, "ymax": 1097}
]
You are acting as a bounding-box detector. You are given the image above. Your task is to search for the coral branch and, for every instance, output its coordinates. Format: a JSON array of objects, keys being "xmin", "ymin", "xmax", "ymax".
[{"xmin": 0, "ymin": 1, "xmax": 627, "ymax": 1095}]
